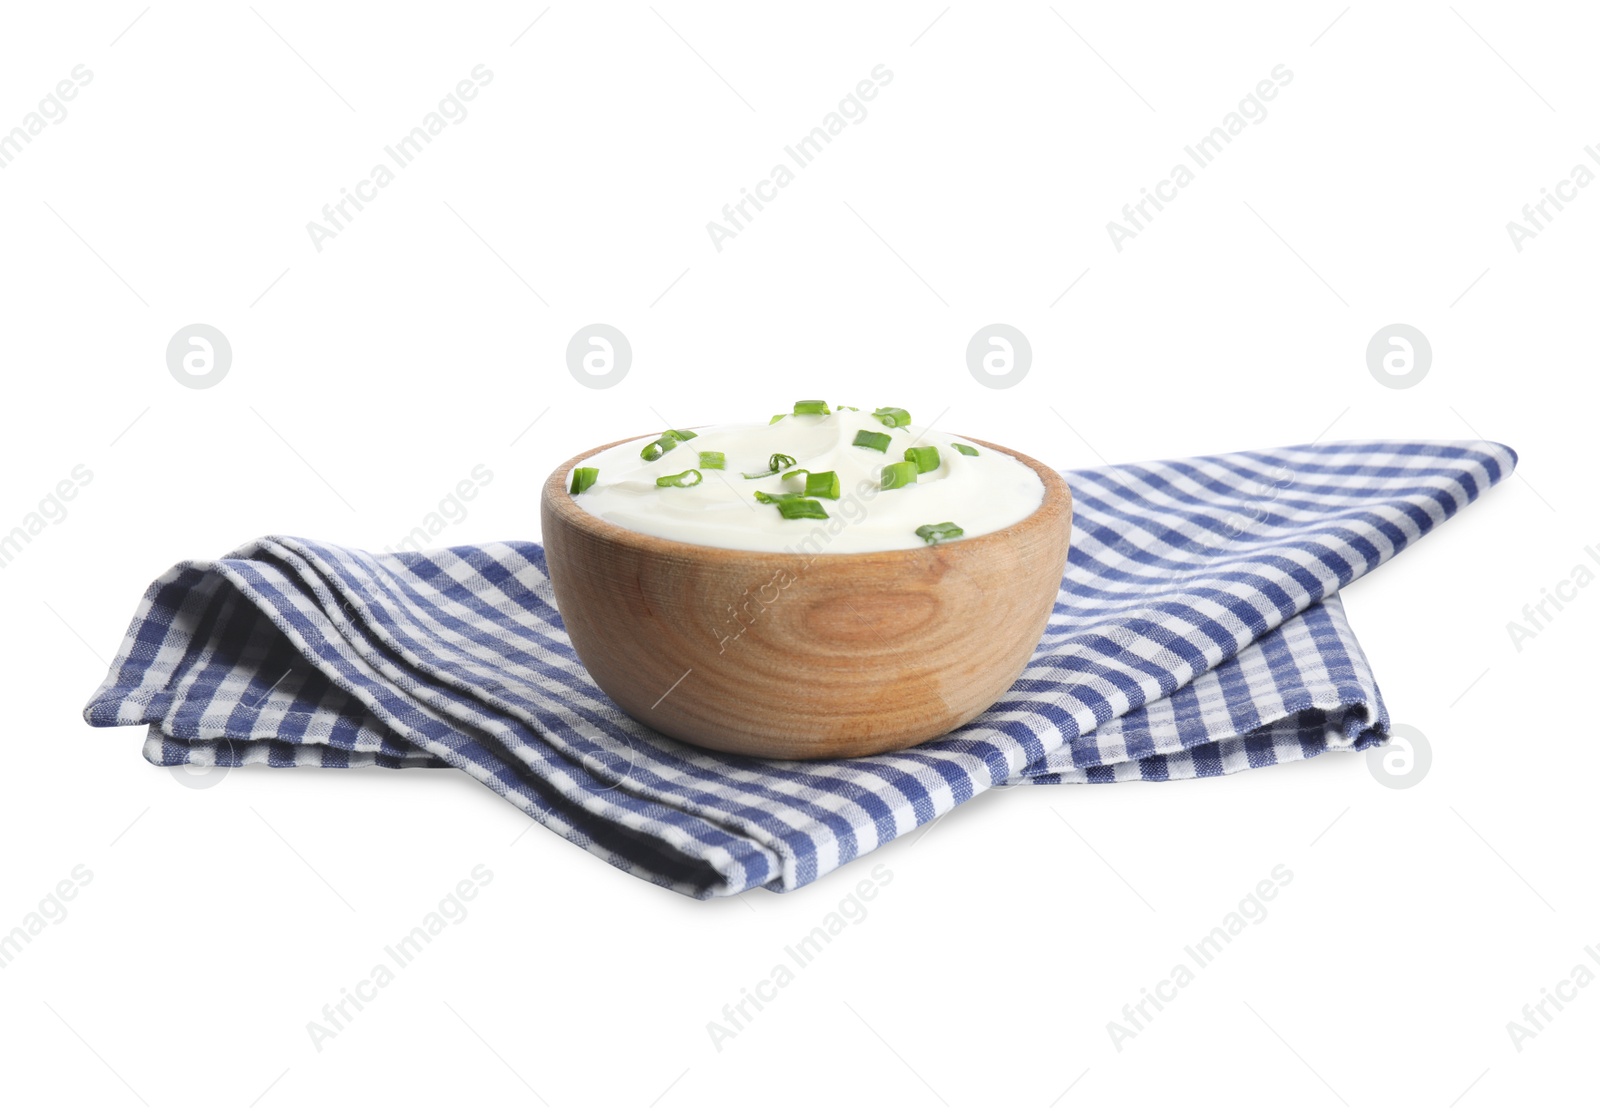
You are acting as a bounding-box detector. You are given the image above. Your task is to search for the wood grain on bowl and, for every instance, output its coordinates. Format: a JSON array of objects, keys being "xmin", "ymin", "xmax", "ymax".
[{"xmin": 540, "ymin": 435, "xmax": 1072, "ymax": 760}]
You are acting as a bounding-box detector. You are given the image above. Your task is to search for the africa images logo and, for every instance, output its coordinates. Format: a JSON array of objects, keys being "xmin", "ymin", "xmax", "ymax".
[{"xmin": 305, "ymin": 65, "xmax": 493, "ymax": 252}]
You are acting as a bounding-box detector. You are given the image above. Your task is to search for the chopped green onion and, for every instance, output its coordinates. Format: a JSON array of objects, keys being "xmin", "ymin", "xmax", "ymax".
[
  {"xmin": 836, "ymin": 405, "xmax": 859, "ymax": 411},
  {"xmin": 741, "ymin": 453, "xmax": 798, "ymax": 479},
  {"xmin": 792, "ymin": 399, "xmax": 830, "ymax": 416},
  {"xmin": 779, "ymin": 467, "xmax": 838, "ymax": 499},
  {"xmin": 776, "ymin": 498, "xmax": 827, "ymax": 520},
  {"xmin": 904, "ymin": 446, "xmax": 941, "ymax": 473},
  {"xmin": 753, "ymin": 491, "xmax": 830, "ymax": 519},
  {"xmin": 776, "ymin": 468, "xmax": 836, "ymax": 500},
  {"xmin": 640, "ymin": 429, "xmax": 696, "ymax": 461},
  {"xmin": 915, "ymin": 522, "xmax": 965, "ymax": 544},
  {"xmin": 872, "ymin": 407, "xmax": 911, "ymax": 428},
  {"xmin": 853, "ymin": 430, "xmax": 892, "ymax": 453},
  {"xmin": 569, "ymin": 467, "xmax": 599, "ymax": 495},
  {"xmin": 698, "ymin": 451, "xmax": 726, "ymax": 470},
  {"xmin": 770, "ymin": 413, "xmax": 787, "ymax": 424},
  {"xmin": 804, "ymin": 470, "xmax": 840, "ymax": 499},
  {"xmin": 641, "ymin": 434, "xmax": 677, "ymax": 461},
  {"xmin": 655, "ymin": 469, "xmax": 703, "ymax": 488},
  {"xmin": 880, "ymin": 461, "xmax": 919, "ymax": 490},
  {"xmin": 951, "ymin": 442, "xmax": 979, "ymax": 457}
]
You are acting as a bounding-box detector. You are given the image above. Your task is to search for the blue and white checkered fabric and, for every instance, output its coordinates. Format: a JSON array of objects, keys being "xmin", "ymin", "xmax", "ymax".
[{"xmin": 84, "ymin": 440, "xmax": 1516, "ymax": 898}]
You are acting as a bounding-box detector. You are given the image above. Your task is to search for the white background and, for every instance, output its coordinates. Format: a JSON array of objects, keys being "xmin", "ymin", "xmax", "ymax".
[{"xmin": 1, "ymin": 2, "xmax": 1594, "ymax": 1111}]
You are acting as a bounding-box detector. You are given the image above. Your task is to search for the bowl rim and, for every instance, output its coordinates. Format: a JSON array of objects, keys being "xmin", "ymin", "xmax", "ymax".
[{"xmin": 542, "ymin": 430, "xmax": 1072, "ymax": 564}]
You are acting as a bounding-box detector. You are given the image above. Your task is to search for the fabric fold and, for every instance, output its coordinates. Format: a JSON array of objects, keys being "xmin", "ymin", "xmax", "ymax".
[{"xmin": 84, "ymin": 440, "xmax": 1515, "ymax": 898}]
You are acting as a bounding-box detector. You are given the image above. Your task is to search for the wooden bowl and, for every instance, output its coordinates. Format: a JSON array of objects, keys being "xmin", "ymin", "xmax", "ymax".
[{"xmin": 540, "ymin": 435, "xmax": 1072, "ymax": 760}]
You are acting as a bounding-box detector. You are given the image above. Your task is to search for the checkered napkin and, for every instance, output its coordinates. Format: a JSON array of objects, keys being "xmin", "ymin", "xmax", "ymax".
[{"xmin": 83, "ymin": 440, "xmax": 1516, "ymax": 898}]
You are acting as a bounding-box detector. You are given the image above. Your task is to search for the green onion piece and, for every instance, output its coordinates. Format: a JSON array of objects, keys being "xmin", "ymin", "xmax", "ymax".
[
  {"xmin": 641, "ymin": 429, "xmax": 696, "ymax": 460},
  {"xmin": 880, "ymin": 461, "xmax": 919, "ymax": 490},
  {"xmin": 698, "ymin": 451, "xmax": 726, "ymax": 470},
  {"xmin": 853, "ymin": 430, "xmax": 892, "ymax": 453},
  {"xmin": 951, "ymin": 442, "xmax": 979, "ymax": 457},
  {"xmin": 915, "ymin": 522, "xmax": 964, "ymax": 544},
  {"xmin": 779, "ymin": 467, "xmax": 811, "ymax": 492},
  {"xmin": 655, "ymin": 469, "xmax": 703, "ymax": 489},
  {"xmin": 778, "ymin": 467, "xmax": 838, "ymax": 499},
  {"xmin": 754, "ymin": 490, "xmax": 803, "ymax": 504},
  {"xmin": 792, "ymin": 400, "xmax": 830, "ymax": 416},
  {"xmin": 904, "ymin": 446, "xmax": 941, "ymax": 473},
  {"xmin": 741, "ymin": 452, "xmax": 798, "ymax": 479},
  {"xmin": 804, "ymin": 470, "xmax": 840, "ymax": 500},
  {"xmin": 776, "ymin": 498, "xmax": 828, "ymax": 520},
  {"xmin": 640, "ymin": 433, "xmax": 678, "ymax": 461},
  {"xmin": 569, "ymin": 467, "xmax": 599, "ymax": 495},
  {"xmin": 872, "ymin": 407, "xmax": 911, "ymax": 428},
  {"xmin": 752, "ymin": 491, "xmax": 829, "ymax": 519},
  {"xmin": 836, "ymin": 405, "xmax": 859, "ymax": 411},
  {"xmin": 770, "ymin": 413, "xmax": 787, "ymax": 424}
]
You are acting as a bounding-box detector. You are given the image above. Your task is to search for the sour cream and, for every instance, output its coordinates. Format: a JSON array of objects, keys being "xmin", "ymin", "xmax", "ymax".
[{"xmin": 567, "ymin": 408, "xmax": 1045, "ymax": 553}]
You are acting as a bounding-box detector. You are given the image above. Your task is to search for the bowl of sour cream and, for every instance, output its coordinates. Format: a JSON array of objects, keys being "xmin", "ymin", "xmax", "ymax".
[{"xmin": 540, "ymin": 401, "xmax": 1072, "ymax": 760}]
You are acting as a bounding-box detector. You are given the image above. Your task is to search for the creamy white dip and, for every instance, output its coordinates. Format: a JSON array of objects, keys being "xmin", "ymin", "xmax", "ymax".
[{"xmin": 566, "ymin": 405, "xmax": 1045, "ymax": 554}]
